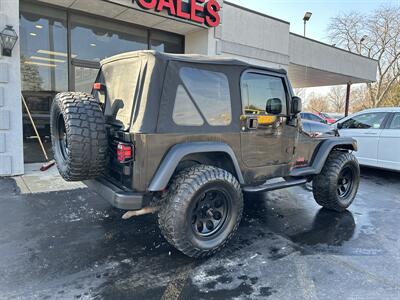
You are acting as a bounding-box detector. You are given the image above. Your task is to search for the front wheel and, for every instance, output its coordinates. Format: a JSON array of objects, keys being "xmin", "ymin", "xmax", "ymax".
[
  {"xmin": 312, "ymin": 151, "xmax": 360, "ymax": 212},
  {"xmin": 158, "ymin": 165, "xmax": 243, "ymax": 258}
]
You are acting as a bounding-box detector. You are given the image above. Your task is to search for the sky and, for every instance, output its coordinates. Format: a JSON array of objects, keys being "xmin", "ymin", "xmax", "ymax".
[{"xmin": 227, "ymin": 0, "xmax": 400, "ymax": 43}]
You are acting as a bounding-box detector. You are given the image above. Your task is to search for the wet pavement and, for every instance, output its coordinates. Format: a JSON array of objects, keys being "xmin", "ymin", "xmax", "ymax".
[{"xmin": 0, "ymin": 167, "xmax": 399, "ymax": 299}]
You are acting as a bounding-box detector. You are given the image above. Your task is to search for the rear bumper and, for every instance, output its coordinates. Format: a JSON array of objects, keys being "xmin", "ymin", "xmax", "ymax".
[{"xmin": 83, "ymin": 178, "xmax": 146, "ymax": 210}]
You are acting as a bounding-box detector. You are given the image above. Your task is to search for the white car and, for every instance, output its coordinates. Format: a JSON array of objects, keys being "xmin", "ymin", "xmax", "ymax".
[{"xmin": 336, "ymin": 107, "xmax": 400, "ymax": 171}]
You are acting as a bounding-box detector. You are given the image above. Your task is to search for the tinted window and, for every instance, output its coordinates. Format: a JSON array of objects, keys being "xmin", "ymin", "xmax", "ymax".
[
  {"xmin": 175, "ymin": 67, "xmax": 232, "ymax": 126},
  {"xmin": 173, "ymin": 85, "xmax": 204, "ymax": 126},
  {"xmin": 150, "ymin": 31, "xmax": 184, "ymax": 54},
  {"xmin": 341, "ymin": 113, "xmax": 387, "ymax": 129},
  {"xmin": 389, "ymin": 113, "xmax": 400, "ymax": 129},
  {"xmin": 241, "ymin": 73, "xmax": 287, "ymax": 115},
  {"xmin": 310, "ymin": 114, "xmax": 323, "ymax": 122}
]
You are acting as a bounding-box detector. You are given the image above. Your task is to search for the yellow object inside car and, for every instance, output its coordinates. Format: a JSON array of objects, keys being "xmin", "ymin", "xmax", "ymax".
[{"xmin": 245, "ymin": 109, "xmax": 277, "ymax": 125}]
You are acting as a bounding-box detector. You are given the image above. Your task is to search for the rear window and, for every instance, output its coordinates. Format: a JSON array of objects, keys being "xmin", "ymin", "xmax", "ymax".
[
  {"xmin": 100, "ymin": 58, "xmax": 141, "ymax": 129},
  {"xmin": 172, "ymin": 67, "xmax": 232, "ymax": 126}
]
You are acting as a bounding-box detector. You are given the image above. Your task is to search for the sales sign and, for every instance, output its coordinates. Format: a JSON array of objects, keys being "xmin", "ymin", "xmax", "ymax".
[{"xmin": 132, "ymin": 0, "xmax": 221, "ymax": 27}]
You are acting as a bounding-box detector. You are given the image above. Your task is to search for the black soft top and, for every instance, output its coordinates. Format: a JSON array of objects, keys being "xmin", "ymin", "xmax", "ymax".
[
  {"xmin": 99, "ymin": 51, "xmax": 287, "ymax": 133},
  {"xmin": 101, "ymin": 50, "xmax": 287, "ymax": 75}
]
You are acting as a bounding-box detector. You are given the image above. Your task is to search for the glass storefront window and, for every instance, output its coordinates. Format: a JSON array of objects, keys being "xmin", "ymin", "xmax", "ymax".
[
  {"xmin": 151, "ymin": 31, "xmax": 184, "ymax": 54},
  {"xmin": 71, "ymin": 15, "xmax": 148, "ymax": 63},
  {"xmin": 20, "ymin": 4, "xmax": 68, "ymax": 92}
]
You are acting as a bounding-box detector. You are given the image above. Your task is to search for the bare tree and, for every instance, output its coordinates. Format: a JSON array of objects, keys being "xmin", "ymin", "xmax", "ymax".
[
  {"xmin": 305, "ymin": 92, "xmax": 331, "ymax": 112},
  {"xmin": 327, "ymin": 86, "xmax": 346, "ymax": 112},
  {"xmin": 328, "ymin": 5, "xmax": 400, "ymax": 107},
  {"xmin": 294, "ymin": 88, "xmax": 306, "ymax": 99}
]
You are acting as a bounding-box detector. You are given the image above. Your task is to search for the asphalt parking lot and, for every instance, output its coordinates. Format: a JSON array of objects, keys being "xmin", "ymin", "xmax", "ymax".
[{"xmin": 0, "ymin": 167, "xmax": 399, "ymax": 300}]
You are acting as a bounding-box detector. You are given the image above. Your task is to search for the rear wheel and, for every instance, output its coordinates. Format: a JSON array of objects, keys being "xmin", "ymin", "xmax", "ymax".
[
  {"xmin": 312, "ymin": 151, "xmax": 360, "ymax": 212},
  {"xmin": 50, "ymin": 92, "xmax": 107, "ymax": 181},
  {"xmin": 158, "ymin": 165, "xmax": 243, "ymax": 258}
]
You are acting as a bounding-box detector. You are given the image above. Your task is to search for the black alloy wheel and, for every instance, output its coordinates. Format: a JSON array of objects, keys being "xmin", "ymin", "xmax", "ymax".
[
  {"xmin": 191, "ymin": 189, "xmax": 229, "ymax": 237},
  {"xmin": 337, "ymin": 166, "xmax": 355, "ymax": 199}
]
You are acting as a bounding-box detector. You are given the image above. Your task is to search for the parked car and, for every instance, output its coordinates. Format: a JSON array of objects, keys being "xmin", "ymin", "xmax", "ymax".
[
  {"xmin": 300, "ymin": 112, "xmax": 327, "ymax": 124},
  {"xmin": 316, "ymin": 112, "xmax": 342, "ymax": 124},
  {"xmin": 329, "ymin": 113, "xmax": 345, "ymax": 122},
  {"xmin": 336, "ymin": 107, "xmax": 400, "ymax": 171},
  {"xmin": 302, "ymin": 119, "xmax": 336, "ymax": 137},
  {"xmin": 50, "ymin": 51, "xmax": 360, "ymax": 258}
]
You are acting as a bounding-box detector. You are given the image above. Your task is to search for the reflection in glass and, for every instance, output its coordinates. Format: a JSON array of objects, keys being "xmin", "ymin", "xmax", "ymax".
[
  {"xmin": 71, "ymin": 15, "xmax": 148, "ymax": 62},
  {"xmin": 242, "ymin": 73, "xmax": 286, "ymax": 115},
  {"xmin": 151, "ymin": 31, "xmax": 184, "ymax": 53},
  {"xmin": 180, "ymin": 67, "xmax": 232, "ymax": 126},
  {"xmin": 20, "ymin": 5, "xmax": 68, "ymax": 92},
  {"xmin": 74, "ymin": 66, "xmax": 99, "ymax": 93},
  {"xmin": 173, "ymin": 85, "xmax": 204, "ymax": 126}
]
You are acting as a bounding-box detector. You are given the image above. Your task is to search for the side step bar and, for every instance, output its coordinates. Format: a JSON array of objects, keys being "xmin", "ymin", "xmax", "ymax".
[{"xmin": 242, "ymin": 178, "xmax": 307, "ymax": 193}]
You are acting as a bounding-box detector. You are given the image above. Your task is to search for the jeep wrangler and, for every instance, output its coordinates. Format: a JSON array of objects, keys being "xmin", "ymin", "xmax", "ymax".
[{"xmin": 50, "ymin": 51, "xmax": 360, "ymax": 258}]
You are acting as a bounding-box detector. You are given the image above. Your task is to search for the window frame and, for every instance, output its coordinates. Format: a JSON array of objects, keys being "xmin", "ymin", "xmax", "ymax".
[
  {"xmin": 240, "ymin": 69, "xmax": 291, "ymax": 117},
  {"xmin": 157, "ymin": 61, "xmax": 242, "ymax": 134}
]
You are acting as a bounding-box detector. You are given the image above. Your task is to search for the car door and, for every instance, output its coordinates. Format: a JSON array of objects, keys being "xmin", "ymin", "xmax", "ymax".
[
  {"xmin": 240, "ymin": 71, "xmax": 297, "ymax": 168},
  {"xmin": 378, "ymin": 112, "xmax": 400, "ymax": 171},
  {"xmin": 338, "ymin": 112, "xmax": 388, "ymax": 167}
]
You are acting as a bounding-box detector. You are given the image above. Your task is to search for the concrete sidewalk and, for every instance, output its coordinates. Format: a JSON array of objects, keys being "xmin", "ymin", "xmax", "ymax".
[{"xmin": 14, "ymin": 163, "xmax": 85, "ymax": 194}]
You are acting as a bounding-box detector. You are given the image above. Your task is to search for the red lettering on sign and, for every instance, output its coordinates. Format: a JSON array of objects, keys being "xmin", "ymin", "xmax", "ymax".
[
  {"xmin": 176, "ymin": 0, "xmax": 190, "ymax": 20},
  {"xmin": 205, "ymin": 0, "xmax": 220, "ymax": 27},
  {"xmin": 156, "ymin": 0, "xmax": 176, "ymax": 15},
  {"xmin": 132, "ymin": 0, "xmax": 220, "ymax": 27},
  {"xmin": 191, "ymin": 0, "xmax": 205, "ymax": 24},
  {"xmin": 136, "ymin": 0, "xmax": 157, "ymax": 9}
]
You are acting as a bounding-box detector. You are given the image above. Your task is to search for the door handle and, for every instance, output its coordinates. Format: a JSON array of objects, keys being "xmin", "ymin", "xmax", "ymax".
[
  {"xmin": 246, "ymin": 117, "xmax": 259, "ymax": 130},
  {"xmin": 365, "ymin": 132, "xmax": 378, "ymax": 135}
]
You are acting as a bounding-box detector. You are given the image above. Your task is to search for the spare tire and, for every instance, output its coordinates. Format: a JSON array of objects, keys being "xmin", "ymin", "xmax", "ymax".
[{"xmin": 50, "ymin": 92, "xmax": 107, "ymax": 181}]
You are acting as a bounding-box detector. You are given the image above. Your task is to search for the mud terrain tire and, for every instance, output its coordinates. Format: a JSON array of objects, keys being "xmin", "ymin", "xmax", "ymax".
[
  {"xmin": 50, "ymin": 92, "xmax": 107, "ymax": 181},
  {"xmin": 158, "ymin": 165, "xmax": 243, "ymax": 258},
  {"xmin": 313, "ymin": 151, "xmax": 360, "ymax": 212}
]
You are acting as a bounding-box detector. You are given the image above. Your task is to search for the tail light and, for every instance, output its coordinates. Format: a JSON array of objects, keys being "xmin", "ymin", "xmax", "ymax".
[
  {"xmin": 93, "ymin": 83, "xmax": 105, "ymax": 91},
  {"xmin": 117, "ymin": 143, "xmax": 133, "ymax": 163}
]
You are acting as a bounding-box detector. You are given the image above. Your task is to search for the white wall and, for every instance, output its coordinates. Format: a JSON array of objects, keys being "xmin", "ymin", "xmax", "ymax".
[
  {"xmin": 0, "ymin": 0, "xmax": 24, "ymax": 176},
  {"xmin": 185, "ymin": 29, "xmax": 214, "ymax": 55},
  {"xmin": 289, "ymin": 33, "xmax": 378, "ymax": 83},
  {"xmin": 217, "ymin": 2, "xmax": 290, "ymax": 69}
]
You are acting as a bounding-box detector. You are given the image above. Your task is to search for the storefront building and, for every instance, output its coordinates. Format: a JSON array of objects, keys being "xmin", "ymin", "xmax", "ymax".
[{"xmin": 0, "ymin": 0, "xmax": 377, "ymax": 176}]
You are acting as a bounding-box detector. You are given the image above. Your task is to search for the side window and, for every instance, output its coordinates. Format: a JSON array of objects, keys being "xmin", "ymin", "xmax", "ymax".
[
  {"xmin": 388, "ymin": 113, "xmax": 400, "ymax": 129},
  {"xmin": 341, "ymin": 113, "xmax": 387, "ymax": 129},
  {"xmin": 172, "ymin": 67, "xmax": 232, "ymax": 126},
  {"xmin": 241, "ymin": 73, "xmax": 287, "ymax": 115},
  {"xmin": 173, "ymin": 85, "xmax": 204, "ymax": 126}
]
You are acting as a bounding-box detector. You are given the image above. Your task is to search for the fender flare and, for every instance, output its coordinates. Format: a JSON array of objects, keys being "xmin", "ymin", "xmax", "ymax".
[
  {"xmin": 289, "ymin": 137, "xmax": 358, "ymax": 177},
  {"xmin": 148, "ymin": 142, "xmax": 245, "ymax": 191}
]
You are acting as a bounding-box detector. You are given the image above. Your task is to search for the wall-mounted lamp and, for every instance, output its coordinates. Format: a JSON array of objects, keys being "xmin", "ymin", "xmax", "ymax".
[{"xmin": 0, "ymin": 25, "xmax": 18, "ymax": 57}]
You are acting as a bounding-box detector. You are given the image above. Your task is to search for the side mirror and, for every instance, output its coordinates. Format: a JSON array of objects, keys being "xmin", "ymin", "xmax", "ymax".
[
  {"xmin": 336, "ymin": 122, "xmax": 343, "ymax": 129},
  {"xmin": 292, "ymin": 96, "xmax": 302, "ymax": 114},
  {"xmin": 266, "ymin": 98, "xmax": 282, "ymax": 115}
]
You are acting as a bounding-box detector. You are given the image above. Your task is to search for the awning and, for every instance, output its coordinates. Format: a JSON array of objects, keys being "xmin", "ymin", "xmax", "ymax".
[{"xmin": 288, "ymin": 33, "xmax": 378, "ymax": 88}]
